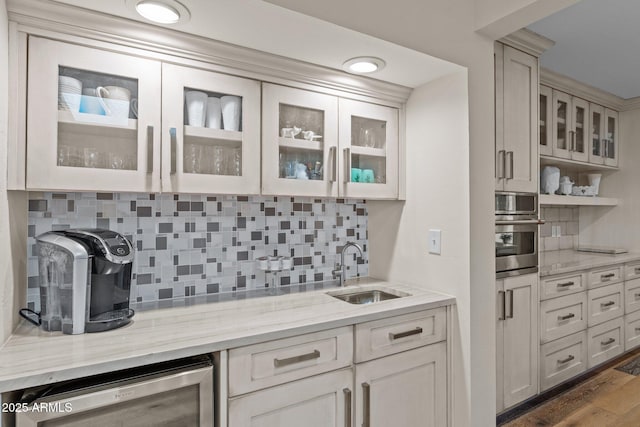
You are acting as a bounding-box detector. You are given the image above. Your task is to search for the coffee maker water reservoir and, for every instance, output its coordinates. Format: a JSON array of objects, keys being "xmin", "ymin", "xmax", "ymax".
[{"xmin": 36, "ymin": 229, "xmax": 135, "ymax": 334}]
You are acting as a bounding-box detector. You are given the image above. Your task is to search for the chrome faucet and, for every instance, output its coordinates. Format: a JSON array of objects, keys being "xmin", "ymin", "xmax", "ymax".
[{"xmin": 333, "ymin": 241, "xmax": 363, "ymax": 287}]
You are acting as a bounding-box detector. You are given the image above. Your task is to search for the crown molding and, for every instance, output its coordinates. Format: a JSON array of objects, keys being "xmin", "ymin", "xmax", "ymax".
[
  {"xmin": 6, "ymin": 0, "xmax": 412, "ymax": 105},
  {"xmin": 499, "ymin": 28, "xmax": 555, "ymax": 57},
  {"xmin": 540, "ymin": 68, "xmax": 625, "ymax": 111}
]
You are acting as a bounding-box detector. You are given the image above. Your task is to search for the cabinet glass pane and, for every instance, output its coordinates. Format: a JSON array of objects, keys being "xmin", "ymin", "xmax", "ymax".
[
  {"xmin": 607, "ymin": 116, "xmax": 616, "ymax": 159},
  {"xmin": 350, "ymin": 116, "xmax": 386, "ymax": 184},
  {"xmin": 182, "ymin": 87, "xmax": 243, "ymax": 176},
  {"xmin": 592, "ymin": 111, "xmax": 602, "ymax": 156},
  {"xmin": 575, "ymin": 105, "xmax": 585, "ymax": 153},
  {"xmin": 556, "ymin": 100, "xmax": 567, "ymax": 150},
  {"xmin": 57, "ymin": 67, "xmax": 138, "ymax": 170},
  {"xmin": 278, "ymin": 104, "xmax": 325, "ymax": 180},
  {"xmin": 540, "ymin": 94, "xmax": 548, "ymax": 148}
]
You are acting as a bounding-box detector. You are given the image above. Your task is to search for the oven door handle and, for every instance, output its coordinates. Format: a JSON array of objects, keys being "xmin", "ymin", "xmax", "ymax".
[{"xmin": 495, "ymin": 219, "xmax": 545, "ymax": 225}]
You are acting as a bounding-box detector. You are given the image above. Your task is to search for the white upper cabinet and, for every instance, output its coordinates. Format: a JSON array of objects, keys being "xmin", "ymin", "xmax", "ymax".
[
  {"xmin": 603, "ymin": 108, "xmax": 619, "ymax": 167},
  {"xmin": 262, "ymin": 83, "xmax": 399, "ymax": 199},
  {"xmin": 161, "ymin": 64, "xmax": 261, "ymax": 194},
  {"xmin": 539, "ymin": 85, "xmax": 553, "ymax": 157},
  {"xmin": 589, "ymin": 103, "xmax": 606, "ymax": 164},
  {"xmin": 550, "ymin": 89, "xmax": 589, "ymax": 162},
  {"xmin": 26, "ymin": 37, "xmax": 162, "ymax": 192}
]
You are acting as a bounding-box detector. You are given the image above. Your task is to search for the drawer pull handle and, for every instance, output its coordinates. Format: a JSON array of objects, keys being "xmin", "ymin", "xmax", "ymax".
[
  {"xmin": 601, "ymin": 338, "xmax": 616, "ymax": 346},
  {"xmin": 274, "ymin": 350, "xmax": 320, "ymax": 367},
  {"xmin": 557, "ymin": 281, "xmax": 575, "ymax": 288},
  {"xmin": 601, "ymin": 273, "xmax": 616, "ymax": 281},
  {"xmin": 557, "ymin": 313, "xmax": 575, "ymax": 321},
  {"xmin": 635, "ymin": 267, "xmax": 640, "ymax": 274},
  {"xmin": 557, "ymin": 355, "xmax": 575, "ymax": 364},
  {"xmin": 635, "ymin": 327, "xmax": 640, "ymax": 332},
  {"xmin": 634, "ymin": 293, "xmax": 640, "ymax": 299},
  {"xmin": 601, "ymin": 301, "xmax": 616, "ymax": 308},
  {"xmin": 343, "ymin": 388, "xmax": 352, "ymax": 427},
  {"xmin": 362, "ymin": 382, "xmax": 370, "ymax": 427},
  {"xmin": 389, "ymin": 327, "xmax": 423, "ymax": 340}
]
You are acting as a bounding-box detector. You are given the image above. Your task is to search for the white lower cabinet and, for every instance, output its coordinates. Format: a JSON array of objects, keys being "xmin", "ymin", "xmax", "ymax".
[
  {"xmin": 227, "ymin": 309, "xmax": 449, "ymax": 427},
  {"xmin": 354, "ymin": 343, "xmax": 447, "ymax": 427},
  {"xmin": 540, "ymin": 330, "xmax": 588, "ymax": 391},
  {"xmin": 587, "ymin": 317, "xmax": 624, "ymax": 368},
  {"xmin": 625, "ymin": 310, "xmax": 640, "ymax": 351}
]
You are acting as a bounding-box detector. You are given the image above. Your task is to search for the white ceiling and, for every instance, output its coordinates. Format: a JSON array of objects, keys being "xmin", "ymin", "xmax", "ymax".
[
  {"xmin": 50, "ymin": 0, "xmax": 462, "ymax": 89},
  {"xmin": 528, "ymin": 0, "xmax": 640, "ymax": 99}
]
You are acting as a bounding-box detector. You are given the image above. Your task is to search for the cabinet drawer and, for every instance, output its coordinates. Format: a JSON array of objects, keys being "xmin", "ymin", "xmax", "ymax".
[
  {"xmin": 588, "ymin": 317, "xmax": 624, "ymax": 368},
  {"xmin": 540, "ymin": 273, "xmax": 586, "ymax": 300},
  {"xmin": 588, "ymin": 283, "xmax": 624, "ymax": 327},
  {"xmin": 625, "ymin": 261, "xmax": 640, "ymax": 281},
  {"xmin": 540, "ymin": 293, "xmax": 587, "ymax": 343},
  {"xmin": 355, "ymin": 308, "xmax": 446, "ymax": 363},
  {"xmin": 625, "ymin": 310, "xmax": 640, "ymax": 351},
  {"xmin": 228, "ymin": 327, "xmax": 353, "ymax": 396},
  {"xmin": 589, "ymin": 265, "xmax": 623, "ymax": 288},
  {"xmin": 540, "ymin": 330, "xmax": 588, "ymax": 391},
  {"xmin": 625, "ymin": 278, "xmax": 640, "ymax": 314}
]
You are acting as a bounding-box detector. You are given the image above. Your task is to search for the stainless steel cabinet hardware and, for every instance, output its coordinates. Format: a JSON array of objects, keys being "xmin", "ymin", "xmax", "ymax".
[
  {"xmin": 329, "ymin": 147, "xmax": 337, "ymax": 182},
  {"xmin": 506, "ymin": 151, "xmax": 514, "ymax": 179},
  {"xmin": 495, "ymin": 219, "xmax": 545, "ymax": 225},
  {"xmin": 343, "ymin": 388, "xmax": 351, "ymax": 427},
  {"xmin": 569, "ymin": 130, "xmax": 575, "ymax": 151},
  {"xmin": 557, "ymin": 313, "xmax": 575, "ymax": 321},
  {"xmin": 634, "ymin": 293, "xmax": 640, "ymax": 299},
  {"xmin": 362, "ymin": 382, "xmax": 370, "ymax": 427},
  {"xmin": 498, "ymin": 290, "xmax": 506, "ymax": 321},
  {"xmin": 601, "ymin": 273, "xmax": 615, "ymax": 281},
  {"xmin": 506, "ymin": 289, "xmax": 514, "ymax": 319},
  {"xmin": 635, "ymin": 267, "xmax": 640, "ymax": 273},
  {"xmin": 343, "ymin": 148, "xmax": 351, "ymax": 184},
  {"xmin": 170, "ymin": 127, "xmax": 177, "ymax": 175},
  {"xmin": 147, "ymin": 125, "xmax": 154, "ymax": 174},
  {"xmin": 635, "ymin": 327, "xmax": 640, "ymax": 332},
  {"xmin": 273, "ymin": 350, "xmax": 320, "ymax": 367},
  {"xmin": 601, "ymin": 338, "xmax": 615, "ymax": 346},
  {"xmin": 557, "ymin": 355, "xmax": 575, "ymax": 364},
  {"xmin": 557, "ymin": 281, "xmax": 575, "ymax": 288},
  {"xmin": 497, "ymin": 150, "xmax": 506, "ymax": 179},
  {"xmin": 389, "ymin": 327, "xmax": 423, "ymax": 340},
  {"xmin": 600, "ymin": 301, "xmax": 615, "ymax": 308}
]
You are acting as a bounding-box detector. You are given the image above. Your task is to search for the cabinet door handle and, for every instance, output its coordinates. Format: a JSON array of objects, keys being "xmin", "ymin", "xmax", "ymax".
[
  {"xmin": 557, "ymin": 355, "xmax": 575, "ymax": 364},
  {"xmin": 343, "ymin": 148, "xmax": 351, "ymax": 184},
  {"xmin": 329, "ymin": 146, "xmax": 337, "ymax": 182},
  {"xmin": 601, "ymin": 301, "xmax": 615, "ymax": 308},
  {"xmin": 362, "ymin": 382, "xmax": 370, "ymax": 427},
  {"xmin": 146, "ymin": 125, "xmax": 154, "ymax": 174},
  {"xmin": 497, "ymin": 150, "xmax": 506, "ymax": 179},
  {"xmin": 601, "ymin": 338, "xmax": 615, "ymax": 346},
  {"xmin": 634, "ymin": 267, "xmax": 640, "ymax": 274},
  {"xmin": 343, "ymin": 388, "xmax": 352, "ymax": 427},
  {"xmin": 506, "ymin": 151, "xmax": 514, "ymax": 179},
  {"xmin": 273, "ymin": 350, "xmax": 320, "ymax": 367},
  {"xmin": 557, "ymin": 313, "xmax": 575, "ymax": 321},
  {"xmin": 557, "ymin": 281, "xmax": 575, "ymax": 289},
  {"xmin": 635, "ymin": 327, "xmax": 640, "ymax": 332},
  {"xmin": 634, "ymin": 293, "xmax": 640, "ymax": 299},
  {"xmin": 569, "ymin": 130, "xmax": 575, "ymax": 151},
  {"xmin": 389, "ymin": 327, "xmax": 423, "ymax": 340},
  {"xmin": 498, "ymin": 290, "xmax": 506, "ymax": 321},
  {"xmin": 506, "ymin": 289, "xmax": 514, "ymax": 319},
  {"xmin": 169, "ymin": 127, "xmax": 177, "ymax": 175}
]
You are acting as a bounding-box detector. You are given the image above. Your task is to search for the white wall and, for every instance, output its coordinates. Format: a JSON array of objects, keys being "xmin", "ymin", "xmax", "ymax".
[
  {"xmin": 369, "ymin": 69, "xmax": 471, "ymax": 426},
  {"xmin": 579, "ymin": 108, "xmax": 640, "ymax": 251}
]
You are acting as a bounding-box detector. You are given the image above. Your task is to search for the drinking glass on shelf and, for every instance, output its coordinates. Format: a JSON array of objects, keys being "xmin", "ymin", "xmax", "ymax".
[
  {"xmin": 212, "ymin": 146, "xmax": 225, "ymax": 175},
  {"xmin": 184, "ymin": 144, "xmax": 203, "ymax": 174},
  {"xmin": 109, "ymin": 153, "xmax": 126, "ymax": 170},
  {"xmin": 83, "ymin": 148, "xmax": 104, "ymax": 168},
  {"xmin": 233, "ymin": 147, "xmax": 242, "ymax": 176}
]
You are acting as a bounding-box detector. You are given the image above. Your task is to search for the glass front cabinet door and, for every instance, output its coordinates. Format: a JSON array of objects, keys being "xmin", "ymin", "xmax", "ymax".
[
  {"xmin": 569, "ymin": 97, "xmax": 589, "ymax": 162},
  {"xmin": 589, "ymin": 103, "xmax": 605, "ymax": 164},
  {"xmin": 338, "ymin": 99, "xmax": 399, "ymax": 199},
  {"xmin": 551, "ymin": 90, "xmax": 572, "ymax": 160},
  {"xmin": 161, "ymin": 64, "xmax": 261, "ymax": 194},
  {"xmin": 539, "ymin": 85, "xmax": 553, "ymax": 156},
  {"xmin": 26, "ymin": 37, "xmax": 162, "ymax": 192},
  {"xmin": 603, "ymin": 108, "xmax": 619, "ymax": 167},
  {"xmin": 261, "ymin": 83, "xmax": 339, "ymax": 197}
]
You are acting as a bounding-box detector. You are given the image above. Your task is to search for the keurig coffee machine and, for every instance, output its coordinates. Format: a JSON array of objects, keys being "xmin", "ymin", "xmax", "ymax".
[{"xmin": 36, "ymin": 229, "xmax": 135, "ymax": 334}]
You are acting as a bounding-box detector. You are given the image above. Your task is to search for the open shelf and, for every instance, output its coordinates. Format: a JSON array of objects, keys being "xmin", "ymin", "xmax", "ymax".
[
  {"xmin": 278, "ymin": 137, "xmax": 322, "ymax": 151},
  {"xmin": 540, "ymin": 155, "xmax": 619, "ymax": 172},
  {"xmin": 539, "ymin": 194, "xmax": 618, "ymax": 206},
  {"xmin": 184, "ymin": 125, "xmax": 242, "ymax": 142},
  {"xmin": 350, "ymin": 146, "xmax": 386, "ymax": 158},
  {"xmin": 58, "ymin": 110, "xmax": 136, "ymax": 138}
]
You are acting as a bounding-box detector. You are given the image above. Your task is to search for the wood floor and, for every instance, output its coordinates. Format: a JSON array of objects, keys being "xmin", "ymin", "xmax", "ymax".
[{"xmin": 504, "ymin": 350, "xmax": 640, "ymax": 426}]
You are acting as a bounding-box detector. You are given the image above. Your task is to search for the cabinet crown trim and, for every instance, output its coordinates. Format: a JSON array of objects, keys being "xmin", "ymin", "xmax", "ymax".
[
  {"xmin": 541, "ymin": 68, "xmax": 625, "ymax": 111},
  {"xmin": 499, "ymin": 29, "xmax": 555, "ymax": 57}
]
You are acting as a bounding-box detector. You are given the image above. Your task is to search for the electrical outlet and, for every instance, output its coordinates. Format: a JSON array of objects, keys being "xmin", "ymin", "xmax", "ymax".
[{"xmin": 428, "ymin": 229, "xmax": 441, "ymax": 255}]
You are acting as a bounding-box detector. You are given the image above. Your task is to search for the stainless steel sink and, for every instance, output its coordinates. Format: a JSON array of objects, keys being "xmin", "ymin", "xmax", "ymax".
[{"xmin": 328, "ymin": 289, "xmax": 403, "ymax": 305}]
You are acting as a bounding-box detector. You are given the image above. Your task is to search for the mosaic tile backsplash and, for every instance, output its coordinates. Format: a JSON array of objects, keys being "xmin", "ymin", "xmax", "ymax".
[{"xmin": 27, "ymin": 193, "xmax": 368, "ymax": 311}]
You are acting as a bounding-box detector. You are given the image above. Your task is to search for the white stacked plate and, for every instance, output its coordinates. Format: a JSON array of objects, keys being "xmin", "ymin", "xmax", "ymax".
[{"xmin": 58, "ymin": 76, "xmax": 82, "ymax": 112}]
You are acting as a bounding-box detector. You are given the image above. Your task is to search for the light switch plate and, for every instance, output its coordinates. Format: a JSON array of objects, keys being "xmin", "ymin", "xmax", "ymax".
[{"xmin": 428, "ymin": 229, "xmax": 441, "ymax": 255}]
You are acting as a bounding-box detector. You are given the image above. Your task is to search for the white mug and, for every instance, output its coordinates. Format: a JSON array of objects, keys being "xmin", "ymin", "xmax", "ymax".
[
  {"xmin": 185, "ymin": 91, "xmax": 208, "ymax": 127},
  {"xmin": 96, "ymin": 86, "xmax": 131, "ymax": 121},
  {"xmin": 221, "ymin": 95, "xmax": 241, "ymax": 131},
  {"xmin": 206, "ymin": 97, "xmax": 222, "ymax": 129}
]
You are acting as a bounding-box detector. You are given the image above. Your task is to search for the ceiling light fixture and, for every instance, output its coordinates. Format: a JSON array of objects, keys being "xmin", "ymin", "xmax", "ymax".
[
  {"xmin": 343, "ymin": 57, "xmax": 386, "ymax": 74},
  {"xmin": 126, "ymin": 0, "xmax": 190, "ymax": 25}
]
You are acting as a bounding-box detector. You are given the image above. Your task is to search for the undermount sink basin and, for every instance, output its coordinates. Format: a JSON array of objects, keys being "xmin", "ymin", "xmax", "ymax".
[{"xmin": 328, "ymin": 289, "xmax": 404, "ymax": 305}]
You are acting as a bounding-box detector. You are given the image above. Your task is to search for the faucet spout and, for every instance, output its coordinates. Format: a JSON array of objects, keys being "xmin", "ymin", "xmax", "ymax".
[{"xmin": 336, "ymin": 241, "xmax": 363, "ymax": 287}]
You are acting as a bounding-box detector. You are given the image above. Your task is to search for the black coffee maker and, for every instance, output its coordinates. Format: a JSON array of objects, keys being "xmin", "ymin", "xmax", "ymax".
[{"xmin": 36, "ymin": 229, "xmax": 135, "ymax": 334}]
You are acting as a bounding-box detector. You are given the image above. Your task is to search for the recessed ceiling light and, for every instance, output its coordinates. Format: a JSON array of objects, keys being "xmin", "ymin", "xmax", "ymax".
[
  {"xmin": 343, "ymin": 57, "xmax": 386, "ymax": 74},
  {"xmin": 126, "ymin": 0, "xmax": 190, "ymax": 25}
]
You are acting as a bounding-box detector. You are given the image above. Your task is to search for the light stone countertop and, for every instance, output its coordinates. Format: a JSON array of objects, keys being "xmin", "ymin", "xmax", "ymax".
[
  {"xmin": 0, "ymin": 279, "xmax": 454, "ymax": 393},
  {"xmin": 540, "ymin": 249, "xmax": 640, "ymax": 277}
]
